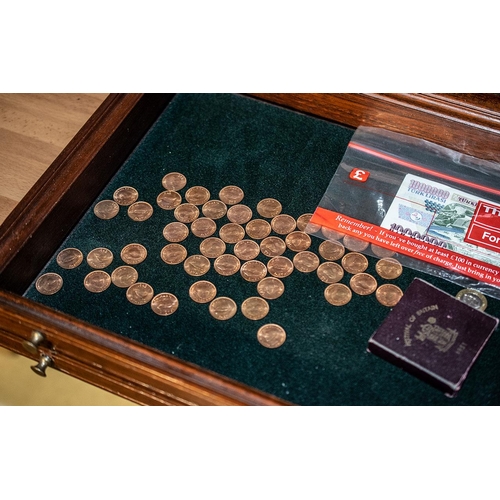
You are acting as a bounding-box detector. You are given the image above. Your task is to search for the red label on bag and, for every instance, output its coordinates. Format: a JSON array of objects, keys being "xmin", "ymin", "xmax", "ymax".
[
  {"xmin": 465, "ymin": 201, "xmax": 500, "ymax": 252},
  {"xmin": 349, "ymin": 168, "xmax": 370, "ymax": 182}
]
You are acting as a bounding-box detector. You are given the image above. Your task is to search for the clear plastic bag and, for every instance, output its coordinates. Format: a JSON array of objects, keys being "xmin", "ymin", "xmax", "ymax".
[{"xmin": 306, "ymin": 126, "xmax": 500, "ymax": 299}]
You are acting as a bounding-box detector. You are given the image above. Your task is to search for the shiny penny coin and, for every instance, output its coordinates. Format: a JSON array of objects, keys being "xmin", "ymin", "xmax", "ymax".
[
  {"xmin": 343, "ymin": 235, "xmax": 369, "ymax": 252},
  {"xmin": 162, "ymin": 172, "xmax": 187, "ymax": 191},
  {"xmin": 94, "ymin": 200, "xmax": 120, "ymax": 220},
  {"xmin": 160, "ymin": 243, "xmax": 188, "ymax": 265},
  {"xmin": 341, "ymin": 252, "xmax": 369, "ymax": 274},
  {"xmin": 151, "ymin": 293, "xmax": 179, "ymax": 316},
  {"xmin": 87, "ymin": 248, "xmax": 114, "ymax": 269},
  {"xmin": 35, "ymin": 273, "xmax": 63, "ymax": 295},
  {"xmin": 318, "ymin": 240, "xmax": 345, "ymax": 261},
  {"xmin": 456, "ymin": 288, "xmax": 488, "ymax": 311},
  {"xmin": 111, "ymin": 266, "xmax": 138, "ymax": 288},
  {"xmin": 227, "ymin": 204, "xmax": 253, "ymax": 224},
  {"xmin": 240, "ymin": 260, "xmax": 268, "ymax": 282},
  {"xmin": 293, "ymin": 251, "xmax": 320, "ymax": 273},
  {"xmin": 126, "ymin": 282, "xmax": 154, "ymax": 305},
  {"xmin": 183, "ymin": 255, "xmax": 211, "ymax": 276},
  {"xmin": 257, "ymin": 324, "xmax": 286, "ymax": 349},
  {"xmin": 271, "ymin": 214, "xmax": 296, "ymax": 235},
  {"xmin": 285, "ymin": 231, "xmax": 311, "ymax": 252},
  {"xmin": 202, "ymin": 200, "xmax": 227, "ymax": 220},
  {"xmin": 128, "ymin": 201, "xmax": 153, "ymax": 221},
  {"xmin": 257, "ymin": 277, "xmax": 285, "ymax": 300},
  {"xmin": 185, "ymin": 186, "xmax": 211, "ymax": 206},
  {"xmin": 189, "ymin": 280, "xmax": 217, "ymax": 304},
  {"xmin": 56, "ymin": 248, "xmax": 84, "ymax": 269},
  {"xmin": 219, "ymin": 223, "xmax": 245, "ymax": 244},
  {"xmin": 376, "ymin": 284, "xmax": 404, "ymax": 307},
  {"xmin": 174, "ymin": 203, "xmax": 199, "ymax": 223},
  {"xmin": 241, "ymin": 297, "xmax": 270, "ymax": 321},
  {"xmin": 256, "ymin": 198, "xmax": 282, "ymax": 218},
  {"xmin": 234, "ymin": 240, "xmax": 260, "ymax": 261},
  {"xmin": 84, "ymin": 270, "xmax": 111, "ymax": 293},
  {"xmin": 296, "ymin": 213, "xmax": 313, "ymax": 232},
  {"xmin": 191, "ymin": 217, "xmax": 217, "ymax": 238},
  {"xmin": 260, "ymin": 236, "xmax": 286, "ymax": 257},
  {"xmin": 214, "ymin": 254, "xmax": 241, "ymax": 276},
  {"xmin": 267, "ymin": 256, "xmax": 294, "ymax": 278},
  {"xmin": 199, "ymin": 237, "xmax": 226, "ymax": 259},
  {"xmin": 219, "ymin": 185, "xmax": 244, "ymax": 205},
  {"xmin": 321, "ymin": 227, "xmax": 345, "ymax": 241},
  {"xmin": 316, "ymin": 262, "xmax": 344, "ymax": 284},
  {"xmin": 324, "ymin": 283, "xmax": 352, "ymax": 306},
  {"xmin": 371, "ymin": 244, "xmax": 396, "ymax": 259},
  {"xmin": 350, "ymin": 273, "xmax": 378, "ymax": 295},
  {"xmin": 375, "ymin": 258, "xmax": 403, "ymax": 280},
  {"xmin": 209, "ymin": 297, "xmax": 237, "ymax": 321},
  {"xmin": 163, "ymin": 222, "xmax": 189, "ymax": 242},
  {"xmin": 120, "ymin": 243, "xmax": 147, "ymax": 265},
  {"xmin": 245, "ymin": 219, "xmax": 271, "ymax": 240},
  {"xmin": 156, "ymin": 190, "xmax": 182, "ymax": 210},
  {"xmin": 113, "ymin": 186, "xmax": 139, "ymax": 206}
]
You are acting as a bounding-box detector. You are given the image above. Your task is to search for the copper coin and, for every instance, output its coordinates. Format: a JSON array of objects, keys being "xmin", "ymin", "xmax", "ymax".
[
  {"xmin": 234, "ymin": 240, "xmax": 260, "ymax": 261},
  {"xmin": 318, "ymin": 240, "xmax": 345, "ymax": 261},
  {"xmin": 316, "ymin": 262, "xmax": 344, "ymax": 284},
  {"xmin": 245, "ymin": 219, "xmax": 271, "ymax": 240},
  {"xmin": 191, "ymin": 217, "xmax": 217, "ymax": 238},
  {"xmin": 257, "ymin": 277, "xmax": 285, "ymax": 300},
  {"xmin": 94, "ymin": 200, "xmax": 119, "ymax": 220},
  {"xmin": 260, "ymin": 236, "xmax": 286, "ymax": 257},
  {"xmin": 324, "ymin": 283, "xmax": 352, "ymax": 306},
  {"xmin": 214, "ymin": 254, "xmax": 241, "ymax": 276},
  {"xmin": 113, "ymin": 186, "xmax": 139, "ymax": 206},
  {"xmin": 241, "ymin": 297, "xmax": 270, "ymax": 321},
  {"xmin": 156, "ymin": 190, "xmax": 182, "ymax": 210},
  {"xmin": 174, "ymin": 203, "xmax": 199, "ymax": 223},
  {"xmin": 293, "ymin": 251, "xmax": 320, "ymax": 273},
  {"xmin": 199, "ymin": 237, "xmax": 226, "ymax": 259},
  {"xmin": 128, "ymin": 201, "xmax": 153, "ymax": 221},
  {"xmin": 202, "ymin": 200, "xmax": 227, "ymax": 220},
  {"xmin": 456, "ymin": 288, "xmax": 488, "ymax": 311},
  {"xmin": 376, "ymin": 284, "xmax": 404, "ymax": 307},
  {"xmin": 160, "ymin": 243, "xmax": 188, "ymax": 265},
  {"xmin": 227, "ymin": 204, "xmax": 253, "ymax": 224},
  {"xmin": 296, "ymin": 213, "xmax": 313, "ymax": 232},
  {"xmin": 87, "ymin": 248, "xmax": 114, "ymax": 269},
  {"xmin": 219, "ymin": 223, "xmax": 245, "ymax": 244},
  {"xmin": 189, "ymin": 280, "xmax": 217, "ymax": 304},
  {"xmin": 257, "ymin": 324, "xmax": 286, "ymax": 349},
  {"xmin": 209, "ymin": 297, "xmax": 237, "ymax": 320},
  {"xmin": 341, "ymin": 252, "xmax": 369, "ymax": 274},
  {"xmin": 350, "ymin": 273, "xmax": 377, "ymax": 295},
  {"xmin": 271, "ymin": 214, "xmax": 296, "ymax": 235},
  {"xmin": 111, "ymin": 266, "xmax": 139, "ymax": 288},
  {"xmin": 126, "ymin": 282, "xmax": 154, "ymax": 305},
  {"xmin": 163, "ymin": 222, "xmax": 189, "ymax": 242},
  {"xmin": 183, "ymin": 255, "xmax": 210, "ymax": 276},
  {"xmin": 185, "ymin": 186, "xmax": 211, "ymax": 205},
  {"xmin": 84, "ymin": 270, "xmax": 111, "ymax": 293},
  {"xmin": 219, "ymin": 185, "xmax": 244, "ymax": 205},
  {"xmin": 343, "ymin": 235, "xmax": 369, "ymax": 252},
  {"xmin": 151, "ymin": 293, "xmax": 179, "ymax": 316},
  {"xmin": 371, "ymin": 244, "xmax": 396, "ymax": 259},
  {"xmin": 375, "ymin": 258, "xmax": 403, "ymax": 280},
  {"xmin": 35, "ymin": 273, "xmax": 63, "ymax": 295},
  {"xmin": 240, "ymin": 260, "xmax": 268, "ymax": 282},
  {"xmin": 120, "ymin": 243, "xmax": 147, "ymax": 265},
  {"xmin": 267, "ymin": 256, "xmax": 294, "ymax": 278},
  {"xmin": 162, "ymin": 172, "xmax": 187, "ymax": 191},
  {"xmin": 285, "ymin": 231, "xmax": 311, "ymax": 252},
  {"xmin": 256, "ymin": 198, "xmax": 282, "ymax": 218},
  {"xmin": 56, "ymin": 248, "xmax": 84, "ymax": 269},
  {"xmin": 321, "ymin": 227, "xmax": 345, "ymax": 241}
]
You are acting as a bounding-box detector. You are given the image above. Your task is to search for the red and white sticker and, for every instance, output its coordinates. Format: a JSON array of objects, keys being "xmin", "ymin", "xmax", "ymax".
[
  {"xmin": 465, "ymin": 201, "xmax": 500, "ymax": 252},
  {"xmin": 349, "ymin": 168, "xmax": 370, "ymax": 182}
]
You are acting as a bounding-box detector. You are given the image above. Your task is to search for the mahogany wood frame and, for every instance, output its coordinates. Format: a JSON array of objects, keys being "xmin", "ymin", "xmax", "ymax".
[{"xmin": 1, "ymin": 93, "xmax": 499, "ymax": 405}]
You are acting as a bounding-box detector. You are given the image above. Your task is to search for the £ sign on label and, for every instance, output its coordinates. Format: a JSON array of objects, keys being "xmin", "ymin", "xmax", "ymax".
[{"xmin": 349, "ymin": 168, "xmax": 370, "ymax": 182}]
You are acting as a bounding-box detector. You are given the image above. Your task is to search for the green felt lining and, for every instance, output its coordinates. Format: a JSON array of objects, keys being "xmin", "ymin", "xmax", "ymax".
[{"xmin": 24, "ymin": 94, "xmax": 500, "ymax": 405}]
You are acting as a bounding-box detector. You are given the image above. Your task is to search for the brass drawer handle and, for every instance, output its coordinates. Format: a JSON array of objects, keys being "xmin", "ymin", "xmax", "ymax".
[
  {"xmin": 22, "ymin": 331, "xmax": 46, "ymax": 355},
  {"xmin": 31, "ymin": 353, "xmax": 53, "ymax": 377}
]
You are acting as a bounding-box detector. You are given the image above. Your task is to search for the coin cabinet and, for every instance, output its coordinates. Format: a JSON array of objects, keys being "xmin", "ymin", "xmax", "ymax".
[{"xmin": 1, "ymin": 93, "xmax": 500, "ymax": 406}]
